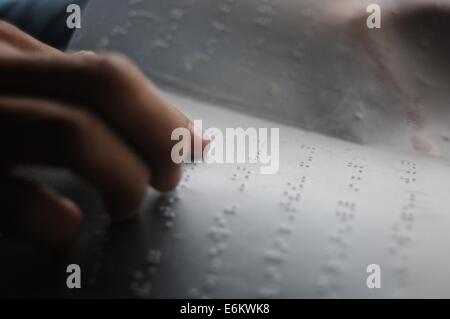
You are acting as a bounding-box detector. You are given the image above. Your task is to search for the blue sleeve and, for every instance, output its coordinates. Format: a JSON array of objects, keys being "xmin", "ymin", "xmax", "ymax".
[{"xmin": 0, "ymin": 0, "xmax": 89, "ymax": 49}]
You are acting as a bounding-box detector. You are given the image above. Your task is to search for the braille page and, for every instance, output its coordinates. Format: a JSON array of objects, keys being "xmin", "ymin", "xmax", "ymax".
[
  {"xmin": 4, "ymin": 90, "xmax": 448, "ymax": 298},
  {"xmin": 1, "ymin": 0, "xmax": 449, "ymax": 298}
]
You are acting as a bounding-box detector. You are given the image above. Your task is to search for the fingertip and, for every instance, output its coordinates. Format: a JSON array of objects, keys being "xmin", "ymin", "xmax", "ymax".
[
  {"xmin": 47, "ymin": 197, "xmax": 83, "ymax": 247},
  {"xmin": 104, "ymin": 188, "xmax": 146, "ymax": 223},
  {"xmin": 151, "ymin": 165, "xmax": 183, "ymax": 192},
  {"xmin": 105, "ymin": 199, "xmax": 140, "ymax": 223},
  {"xmin": 61, "ymin": 198, "xmax": 83, "ymax": 228}
]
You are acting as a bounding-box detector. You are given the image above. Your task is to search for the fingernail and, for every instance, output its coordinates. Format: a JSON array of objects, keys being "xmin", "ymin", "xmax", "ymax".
[{"xmin": 74, "ymin": 50, "xmax": 96, "ymax": 56}]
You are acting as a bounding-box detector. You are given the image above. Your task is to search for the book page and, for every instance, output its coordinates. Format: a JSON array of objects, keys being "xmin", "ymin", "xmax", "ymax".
[{"xmin": 2, "ymin": 0, "xmax": 449, "ymax": 298}]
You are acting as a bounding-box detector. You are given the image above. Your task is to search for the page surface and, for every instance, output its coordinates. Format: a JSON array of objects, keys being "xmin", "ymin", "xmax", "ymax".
[{"xmin": 1, "ymin": 0, "xmax": 449, "ymax": 298}]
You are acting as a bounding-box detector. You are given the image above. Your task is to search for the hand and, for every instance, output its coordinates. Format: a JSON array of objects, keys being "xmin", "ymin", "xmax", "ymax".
[
  {"xmin": 321, "ymin": 0, "xmax": 450, "ymax": 154},
  {"xmin": 0, "ymin": 21, "xmax": 204, "ymax": 246}
]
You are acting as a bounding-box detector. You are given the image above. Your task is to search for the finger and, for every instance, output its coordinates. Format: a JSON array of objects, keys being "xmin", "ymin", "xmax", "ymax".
[
  {"xmin": 0, "ymin": 97, "xmax": 150, "ymax": 220},
  {"xmin": 0, "ymin": 174, "xmax": 82, "ymax": 246},
  {"xmin": 0, "ymin": 20, "xmax": 60, "ymax": 54},
  {"xmin": 0, "ymin": 53, "xmax": 208, "ymax": 191}
]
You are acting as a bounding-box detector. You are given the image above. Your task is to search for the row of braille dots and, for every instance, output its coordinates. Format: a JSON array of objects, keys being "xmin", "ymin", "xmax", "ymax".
[
  {"xmin": 87, "ymin": 229, "xmax": 110, "ymax": 286},
  {"xmin": 299, "ymin": 145, "xmax": 316, "ymax": 168},
  {"xmin": 159, "ymin": 192, "xmax": 182, "ymax": 230},
  {"xmin": 117, "ymin": 0, "xmax": 146, "ymax": 34},
  {"xmin": 389, "ymin": 193, "xmax": 416, "ymax": 289},
  {"xmin": 400, "ymin": 160, "xmax": 417, "ymax": 184},
  {"xmin": 258, "ymin": 144, "xmax": 317, "ymax": 297},
  {"xmin": 188, "ymin": 205, "xmax": 237, "ymax": 298},
  {"xmin": 280, "ymin": 177, "xmax": 306, "ymax": 215},
  {"xmin": 132, "ymin": 1, "xmax": 187, "ymax": 50},
  {"xmin": 154, "ymin": 7, "xmax": 184, "ymax": 49},
  {"xmin": 231, "ymin": 165, "xmax": 252, "ymax": 192},
  {"xmin": 335, "ymin": 200, "xmax": 356, "ymax": 224},
  {"xmin": 255, "ymin": 0, "xmax": 276, "ymax": 28},
  {"xmin": 285, "ymin": 4, "xmax": 309, "ymax": 80},
  {"xmin": 99, "ymin": 0, "xmax": 190, "ymax": 49},
  {"xmin": 258, "ymin": 176, "xmax": 305, "ymax": 298},
  {"xmin": 184, "ymin": 0, "xmax": 237, "ymax": 71},
  {"xmin": 258, "ymin": 222, "xmax": 294, "ymax": 298},
  {"xmin": 207, "ymin": 0, "xmax": 235, "ymax": 51},
  {"xmin": 97, "ymin": 0, "xmax": 145, "ymax": 48},
  {"xmin": 346, "ymin": 161, "xmax": 364, "ymax": 192},
  {"xmin": 332, "ymin": 201, "xmax": 356, "ymax": 260},
  {"xmin": 317, "ymin": 200, "xmax": 356, "ymax": 298},
  {"xmin": 178, "ymin": 163, "xmax": 198, "ymax": 190},
  {"xmin": 239, "ymin": 0, "xmax": 271, "ymax": 70},
  {"xmin": 130, "ymin": 249, "xmax": 162, "ymax": 298},
  {"xmin": 236, "ymin": 0, "xmax": 276, "ymax": 71},
  {"xmin": 257, "ymin": 146, "xmax": 315, "ymax": 297}
]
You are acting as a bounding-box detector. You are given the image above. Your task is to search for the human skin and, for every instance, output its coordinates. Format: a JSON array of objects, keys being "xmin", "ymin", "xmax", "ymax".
[
  {"xmin": 0, "ymin": 21, "xmax": 208, "ymax": 246},
  {"xmin": 321, "ymin": 0, "xmax": 450, "ymax": 151},
  {"xmin": 2, "ymin": 1, "xmax": 449, "ymax": 245}
]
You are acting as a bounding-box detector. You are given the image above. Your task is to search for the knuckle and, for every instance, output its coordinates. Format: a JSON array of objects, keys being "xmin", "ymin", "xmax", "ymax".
[
  {"xmin": 74, "ymin": 53, "xmax": 141, "ymax": 108},
  {"xmin": 72, "ymin": 53, "xmax": 137, "ymax": 102},
  {"xmin": 97, "ymin": 53, "xmax": 134, "ymax": 70},
  {"xmin": 69, "ymin": 54, "xmax": 127, "ymax": 103},
  {"xmin": 80, "ymin": 53, "xmax": 132, "ymax": 85}
]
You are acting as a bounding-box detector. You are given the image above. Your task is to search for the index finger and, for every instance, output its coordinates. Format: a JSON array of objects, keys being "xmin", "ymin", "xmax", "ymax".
[{"xmin": 0, "ymin": 52, "xmax": 207, "ymax": 191}]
